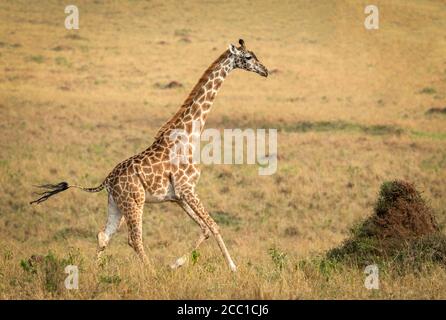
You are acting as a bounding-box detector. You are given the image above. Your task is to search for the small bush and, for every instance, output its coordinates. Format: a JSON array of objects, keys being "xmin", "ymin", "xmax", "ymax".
[
  {"xmin": 99, "ymin": 275, "xmax": 121, "ymax": 285},
  {"xmin": 20, "ymin": 249, "xmax": 83, "ymax": 294},
  {"xmin": 55, "ymin": 56, "xmax": 72, "ymax": 67},
  {"xmin": 268, "ymin": 247, "xmax": 287, "ymax": 271},
  {"xmin": 28, "ymin": 55, "xmax": 45, "ymax": 63},
  {"xmin": 191, "ymin": 250, "xmax": 200, "ymax": 265},
  {"xmin": 419, "ymin": 87, "xmax": 436, "ymax": 94},
  {"xmin": 212, "ymin": 211, "xmax": 241, "ymax": 227}
]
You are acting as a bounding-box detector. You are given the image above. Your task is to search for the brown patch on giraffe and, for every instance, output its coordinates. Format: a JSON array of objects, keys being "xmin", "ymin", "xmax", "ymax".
[
  {"xmin": 151, "ymin": 153, "xmax": 161, "ymax": 162},
  {"xmin": 185, "ymin": 165, "xmax": 196, "ymax": 176},
  {"xmin": 185, "ymin": 121, "xmax": 193, "ymax": 132},
  {"xmin": 202, "ymin": 102, "xmax": 211, "ymax": 111},
  {"xmin": 183, "ymin": 114, "xmax": 192, "ymax": 122},
  {"xmin": 197, "ymin": 87, "xmax": 205, "ymax": 98},
  {"xmin": 214, "ymin": 78, "xmax": 222, "ymax": 88},
  {"xmin": 192, "ymin": 107, "xmax": 202, "ymax": 117}
]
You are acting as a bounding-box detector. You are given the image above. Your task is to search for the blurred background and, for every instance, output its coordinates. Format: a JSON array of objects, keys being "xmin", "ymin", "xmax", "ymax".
[{"xmin": 0, "ymin": 0, "xmax": 445, "ymax": 298}]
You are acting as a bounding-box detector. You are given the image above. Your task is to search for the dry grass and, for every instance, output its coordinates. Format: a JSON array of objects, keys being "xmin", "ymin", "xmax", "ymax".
[{"xmin": 0, "ymin": 0, "xmax": 445, "ymax": 299}]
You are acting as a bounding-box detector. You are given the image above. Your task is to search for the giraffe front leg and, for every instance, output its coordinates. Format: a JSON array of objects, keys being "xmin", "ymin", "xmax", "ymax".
[
  {"xmin": 170, "ymin": 200, "xmax": 211, "ymax": 269},
  {"xmin": 180, "ymin": 190, "xmax": 237, "ymax": 272}
]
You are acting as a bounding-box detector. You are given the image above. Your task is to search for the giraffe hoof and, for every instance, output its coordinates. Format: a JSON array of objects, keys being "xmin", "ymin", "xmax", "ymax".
[
  {"xmin": 97, "ymin": 231, "xmax": 108, "ymax": 249},
  {"xmin": 170, "ymin": 256, "xmax": 187, "ymax": 269},
  {"xmin": 229, "ymin": 262, "xmax": 237, "ymax": 272}
]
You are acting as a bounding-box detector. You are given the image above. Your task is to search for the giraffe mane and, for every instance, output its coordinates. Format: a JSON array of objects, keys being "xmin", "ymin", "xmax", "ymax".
[{"xmin": 153, "ymin": 49, "xmax": 231, "ymax": 141}]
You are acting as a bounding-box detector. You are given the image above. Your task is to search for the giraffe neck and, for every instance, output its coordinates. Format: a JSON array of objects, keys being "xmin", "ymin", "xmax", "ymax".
[
  {"xmin": 154, "ymin": 50, "xmax": 234, "ymax": 140},
  {"xmin": 186, "ymin": 51, "xmax": 234, "ymax": 131}
]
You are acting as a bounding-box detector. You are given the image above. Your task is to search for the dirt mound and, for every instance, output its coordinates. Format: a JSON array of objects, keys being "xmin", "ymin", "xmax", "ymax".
[
  {"xmin": 154, "ymin": 81, "xmax": 183, "ymax": 89},
  {"xmin": 372, "ymin": 180, "xmax": 439, "ymax": 239},
  {"xmin": 327, "ymin": 180, "xmax": 446, "ymax": 270},
  {"xmin": 425, "ymin": 107, "xmax": 446, "ymax": 115}
]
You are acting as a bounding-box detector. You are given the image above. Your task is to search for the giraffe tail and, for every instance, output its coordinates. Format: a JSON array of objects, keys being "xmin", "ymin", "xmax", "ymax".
[{"xmin": 30, "ymin": 181, "xmax": 105, "ymax": 205}]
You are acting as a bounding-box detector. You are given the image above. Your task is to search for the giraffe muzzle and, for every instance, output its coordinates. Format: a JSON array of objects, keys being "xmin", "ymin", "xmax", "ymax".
[{"xmin": 258, "ymin": 65, "xmax": 269, "ymax": 77}]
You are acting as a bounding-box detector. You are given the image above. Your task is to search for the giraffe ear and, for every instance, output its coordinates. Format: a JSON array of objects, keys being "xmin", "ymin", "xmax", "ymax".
[{"xmin": 228, "ymin": 44, "xmax": 240, "ymax": 55}]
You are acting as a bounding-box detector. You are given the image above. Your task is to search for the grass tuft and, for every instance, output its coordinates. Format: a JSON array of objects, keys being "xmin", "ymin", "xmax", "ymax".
[
  {"xmin": 27, "ymin": 55, "xmax": 45, "ymax": 63},
  {"xmin": 419, "ymin": 87, "xmax": 436, "ymax": 94},
  {"xmin": 268, "ymin": 247, "xmax": 287, "ymax": 271}
]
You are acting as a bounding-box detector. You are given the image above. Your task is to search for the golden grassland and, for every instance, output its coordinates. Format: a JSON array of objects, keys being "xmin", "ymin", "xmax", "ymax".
[{"xmin": 0, "ymin": 0, "xmax": 445, "ymax": 299}]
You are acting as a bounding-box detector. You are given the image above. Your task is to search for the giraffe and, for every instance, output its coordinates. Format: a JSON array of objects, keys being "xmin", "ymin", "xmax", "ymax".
[{"xmin": 30, "ymin": 39, "xmax": 268, "ymax": 272}]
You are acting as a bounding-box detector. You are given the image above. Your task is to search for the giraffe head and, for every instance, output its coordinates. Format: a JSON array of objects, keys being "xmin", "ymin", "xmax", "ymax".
[{"xmin": 228, "ymin": 39, "xmax": 268, "ymax": 77}]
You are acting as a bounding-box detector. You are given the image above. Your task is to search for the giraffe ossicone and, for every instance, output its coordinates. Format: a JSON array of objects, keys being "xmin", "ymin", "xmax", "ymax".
[{"xmin": 30, "ymin": 39, "xmax": 269, "ymax": 272}]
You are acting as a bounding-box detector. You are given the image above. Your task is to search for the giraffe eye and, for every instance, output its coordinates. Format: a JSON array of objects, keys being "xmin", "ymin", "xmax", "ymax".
[{"xmin": 246, "ymin": 55, "xmax": 252, "ymax": 60}]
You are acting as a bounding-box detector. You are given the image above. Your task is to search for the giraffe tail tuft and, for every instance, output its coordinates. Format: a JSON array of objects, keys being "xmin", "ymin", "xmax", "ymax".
[
  {"xmin": 30, "ymin": 181, "xmax": 105, "ymax": 205},
  {"xmin": 30, "ymin": 182, "xmax": 70, "ymax": 205}
]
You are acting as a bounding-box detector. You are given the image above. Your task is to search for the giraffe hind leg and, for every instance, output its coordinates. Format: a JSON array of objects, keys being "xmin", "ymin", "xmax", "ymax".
[
  {"xmin": 122, "ymin": 202, "xmax": 149, "ymax": 265},
  {"xmin": 96, "ymin": 195, "xmax": 123, "ymax": 262},
  {"xmin": 118, "ymin": 215, "xmax": 126, "ymax": 230}
]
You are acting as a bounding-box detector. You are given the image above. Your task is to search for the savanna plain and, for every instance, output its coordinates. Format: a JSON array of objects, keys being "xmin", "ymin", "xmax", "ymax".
[{"xmin": 0, "ymin": 0, "xmax": 445, "ymax": 299}]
